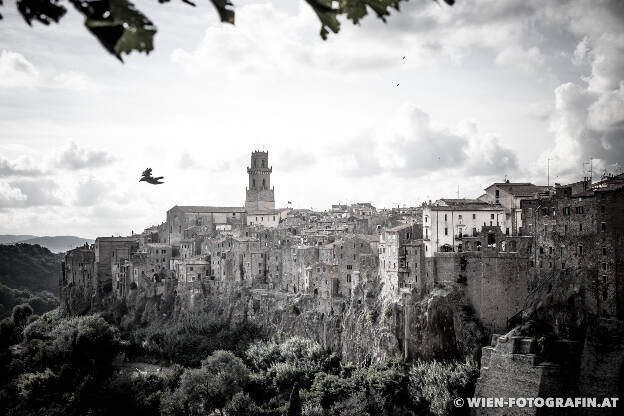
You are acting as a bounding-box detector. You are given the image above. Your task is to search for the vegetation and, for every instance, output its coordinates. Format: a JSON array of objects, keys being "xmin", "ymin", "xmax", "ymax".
[
  {"xmin": 1, "ymin": 0, "xmax": 455, "ymax": 60},
  {"xmin": 1, "ymin": 305, "xmax": 478, "ymax": 415},
  {"xmin": 0, "ymin": 244, "xmax": 62, "ymax": 294},
  {"xmin": 0, "ymin": 283, "xmax": 59, "ymax": 319}
]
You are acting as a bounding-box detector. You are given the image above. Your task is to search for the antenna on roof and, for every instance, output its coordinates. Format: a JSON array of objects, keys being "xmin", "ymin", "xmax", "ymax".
[{"xmin": 547, "ymin": 157, "xmax": 553, "ymax": 186}]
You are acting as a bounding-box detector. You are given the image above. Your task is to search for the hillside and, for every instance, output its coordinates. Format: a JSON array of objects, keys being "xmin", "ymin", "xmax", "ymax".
[
  {"xmin": 0, "ymin": 235, "xmax": 37, "ymax": 244},
  {"xmin": 0, "ymin": 235, "xmax": 94, "ymax": 253},
  {"xmin": 0, "ymin": 244, "xmax": 63, "ymax": 295}
]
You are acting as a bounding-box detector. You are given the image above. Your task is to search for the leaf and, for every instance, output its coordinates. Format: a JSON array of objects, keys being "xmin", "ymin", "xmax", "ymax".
[
  {"xmin": 340, "ymin": 0, "xmax": 404, "ymax": 25},
  {"xmin": 305, "ymin": 0, "xmax": 341, "ymax": 40},
  {"xmin": 16, "ymin": 0, "xmax": 67, "ymax": 26},
  {"xmin": 69, "ymin": 0, "xmax": 157, "ymax": 61},
  {"xmin": 210, "ymin": 0, "xmax": 235, "ymax": 24}
]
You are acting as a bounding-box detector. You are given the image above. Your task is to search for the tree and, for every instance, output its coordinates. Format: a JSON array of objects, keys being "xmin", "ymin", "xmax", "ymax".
[
  {"xmin": 286, "ymin": 382, "xmax": 302, "ymax": 416},
  {"xmin": 165, "ymin": 349, "xmax": 251, "ymax": 415},
  {"xmin": 0, "ymin": 0, "xmax": 455, "ymax": 61}
]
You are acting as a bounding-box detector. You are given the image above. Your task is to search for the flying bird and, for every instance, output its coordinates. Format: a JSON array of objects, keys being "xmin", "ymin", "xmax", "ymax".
[
  {"xmin": 139, "ymin": 168, "xmax": 164, "ymax": 185},
  {"xmin": 396, "ymin": 83, "xmax": 400, "ymax": 87}
]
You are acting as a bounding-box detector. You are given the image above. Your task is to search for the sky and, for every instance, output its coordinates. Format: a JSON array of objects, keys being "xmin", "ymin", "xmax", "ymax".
[{"xmin": 0, "ymin": 0, "xmax": 623, "ymax": 239}]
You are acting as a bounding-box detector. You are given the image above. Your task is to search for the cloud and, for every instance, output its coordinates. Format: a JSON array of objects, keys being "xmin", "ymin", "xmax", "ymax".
[
  {"xmin": 5, "ymin": 179, "xmax": 63, "ymax": 207},
  {"xmin": 0, "ymin": 182, "xmax": 27, "ymax": 207},
  {"xmin": 539, "ymin": 4, "xmax": 624, "ymax": 181},
  {"xmin": 0, "ymin": 156, "xmax": 44, "ymax": 177},
  {"xmin": 75, "ymin": 177, "xmax": 109, "ymax": 206},
  {"xmin": 53, "ymin": 71, "xmax": 102, "ymax": 93},
  {"xmin": 178, "ymin": 152, "xmax": 197, "ymax": 169},
  {"xmin": 495, "ymin": 45, "xmax": 545, "ymax": 73},
  {"xmin": 339, "ymin": 105, "xmax": 519, "ymax": 179},
  {"xmin": 56, "ymin": 141, "xmax": 115, "ymax": 170},
  {"xmin": 278, "ymin": 149, "xmax": 316, "ymax": 172},
  {"xmin": 0, "ymin": 50, "xmax": 40, "ymax": 88}
]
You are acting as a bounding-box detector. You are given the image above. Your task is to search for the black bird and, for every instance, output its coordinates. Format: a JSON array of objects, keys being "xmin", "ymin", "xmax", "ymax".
[
  {"xmin": 402, "ymin": 56, "xmax": 405, "ymax": 59},
  {"xmin": 139, "ymin": 168, "xmax": 164, "ymax": 185},
  {"xmin": 396, "ymin": 83, "xmax": 400, "ymax": 87}
]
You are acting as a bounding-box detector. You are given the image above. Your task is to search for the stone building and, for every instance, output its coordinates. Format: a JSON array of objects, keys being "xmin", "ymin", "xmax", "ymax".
[
  {"xmin": 166, "ymin": 205, "xmax": 246, "ymax": 246},
  {"xmin": 245, "ymin": 150, "xmax": 275, "ymax": 211},
  {"xmin": 61, "ymin": 244, "xmax": 96, "ymax": 290},
  {"xmin": 479, "ymin": 181, "xmax": 551, "ymax": 236},
  {"xmin": 521, "ymin": 173, "xmax": 624, "ymax": 320},
  {"xmin": 94, "ymin": 237, "xmax": 139, "ymax": 291},
  {"xmin": 378, "ymin": 223, "xmax": 421, "ymax": 298},
  {"xmin": 423, "ymin": 199, "xmax": 505, "ymax": 257}
]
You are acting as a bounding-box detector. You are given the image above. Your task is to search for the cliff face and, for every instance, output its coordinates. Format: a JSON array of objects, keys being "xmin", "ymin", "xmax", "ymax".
[{"xmin": 123, "ymin": 278, "xmax": 488, "ymax": 364}]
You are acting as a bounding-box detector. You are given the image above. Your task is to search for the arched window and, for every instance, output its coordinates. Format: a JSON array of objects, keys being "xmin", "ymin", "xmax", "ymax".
[
  {"xmin": 262, "ymin": 178, "xmax": 266, "ymax": 189},
  {"xmin": 262, "ymin": 159, "xmax": 266, "ymax": 168},
  {"xmin": 253, "ymin": 179, "xmax": 256, "ymax": 188}
]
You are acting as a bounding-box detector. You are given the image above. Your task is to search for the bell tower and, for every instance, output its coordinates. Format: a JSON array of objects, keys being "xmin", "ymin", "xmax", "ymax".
[{"xmin": 245, "ymin": 150, "xmax": 275, "ymax": 211}]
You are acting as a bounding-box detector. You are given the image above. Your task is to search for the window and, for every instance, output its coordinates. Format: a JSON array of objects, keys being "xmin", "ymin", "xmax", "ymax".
[
  {"xmin": 495, "ymin": 189, "xmax": 500, "ymax": 198},
  {"xmin": 490, "ymin": 214, "xmax": 495, "ymax": 220},
  {"xmin": 603, "ymin": 290, "xmax": 608, "ymax": 301},
  {"xmin": 472, "ymin": 213, "xmax": 476, "ymax": 220},
  {"xmin": 602, "ymin": 262, "xmax": 607, "ymax": 271},
  {"xmin": 458, "ymin": 214, "xmax": 463, "ymax": 220},
  {"xmin": 579, "ymin": 223, "xmax": 583, "ymax": 232},
  {"xmin": 601, "ymin": 205, "xmax": 606, "ymax": 213},
  {"xmin": 540, "ymin": 246, "xmax": 544, "ymax": 254},
  {"xmin": 444, "ymin": 214, "xmax": 448, "ymax": 221},
  {"xmin": 444, "ymin": 228, "xmax": 448, "ymax": 236},
  {"xmin": 273, "ymin": 216, "xmax": 276, "ymax": 221},
  {"xmin": 601, "ymin": 222, "xmax": 606, "ymax": 232},
  {"xmin": 602, "ymin": 247, "xmax": 607, "ymax": 256},
  {"xmin": 472, "ymin": 227, "xmax": 477, "ymax": 236},
  {"xmin": 578, "ymin": 245, "xmax": 583, "ymax": 255},
  {"xmin": 190, "ymin": 267, "xmax": 194, "ymax": 271},
  {"xmin": 506, "ymin": 228, "xmax": 510, "ymax": 235},
  {"xmin": 563, "ymin": 207, "xmax": 570, "ymax": 215},
  {"xmin": 564, "ymin": 224, "xmax": 568, "ymax": 234},
  {"xmin": 544, "ymin": 224, "xmax": 548, "ymax": 235},
  {"xmin": 549, "ymin": 247, "xmax": 553, "ymax": 255},
  {"xmin": 346, "ymin": 265, "xmax": 353, "ymax": 270}
]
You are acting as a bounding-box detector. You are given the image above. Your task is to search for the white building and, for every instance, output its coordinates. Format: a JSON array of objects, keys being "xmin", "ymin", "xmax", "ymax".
[
  {"xmin": 246, "ymin": 208, "xmax": 291, "ymax": 228},
  {"xmin": 478, "ymin": 181, "xmax": 551, "ymax": 235},
  {"xmin": 422, "ymin": 199, "xmax": 505, "ymax": 257}
]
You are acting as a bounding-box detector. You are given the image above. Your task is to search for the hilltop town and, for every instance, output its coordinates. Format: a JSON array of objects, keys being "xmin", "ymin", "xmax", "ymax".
[{"xmin": 59, "ymin": 150, "xmax": 624, "ymax": 412}]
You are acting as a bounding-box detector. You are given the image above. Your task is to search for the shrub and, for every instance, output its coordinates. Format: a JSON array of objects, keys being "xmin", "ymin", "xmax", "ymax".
[{"xmin": 409, "ymin": 358, "xmax": 479, "ymax": 416}]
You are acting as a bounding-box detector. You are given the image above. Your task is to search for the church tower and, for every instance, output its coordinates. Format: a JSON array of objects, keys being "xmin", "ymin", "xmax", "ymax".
[{"xmin": 245, "ymin": 150, "xmax": 275, "ymax": 211}]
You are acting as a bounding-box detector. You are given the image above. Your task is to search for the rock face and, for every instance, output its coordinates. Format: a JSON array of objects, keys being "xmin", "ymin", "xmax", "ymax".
[
  {"xmin": 165, "ymin": 278, "xmax": 487, "ymax": 364},
  {"xmin": 474, "ymin": 318, "xmax": 624, "ymax": 416}
]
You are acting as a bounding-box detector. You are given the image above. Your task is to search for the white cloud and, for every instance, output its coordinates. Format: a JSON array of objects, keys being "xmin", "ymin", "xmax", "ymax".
[
  {"xmin": 495, "ymin": 46, "xmax": 544, "ymax": 73},
  {"xmin": 0, "ymin": 50, "xmax": 40, "ymax": 88},
  {"xmin": 53, "ymin": 71, "xmax": 102, "ymax": 93},
  {"xmin": 0, "ymin": 182, "xmax": 27, "ymax": 207},
  {"xmin": 0, "ymin": 156, "xmax": 44, "ymax": 177},
  {"xmin": 56, "ymin": 141, "xmax": 115, "ymax": 170}
]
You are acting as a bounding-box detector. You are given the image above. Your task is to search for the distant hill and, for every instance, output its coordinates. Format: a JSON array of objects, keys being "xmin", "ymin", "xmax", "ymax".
[
  {"xmin": 0, "ymin": 235, "xmax": 38, "ymax": 244},
  {"xmin": 0, "ymin": 235, "xmax": 94, "ymax": 253},
  {"xmin": 0, "ymin": 243, "xmax": 62, "ymax": 295}
]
